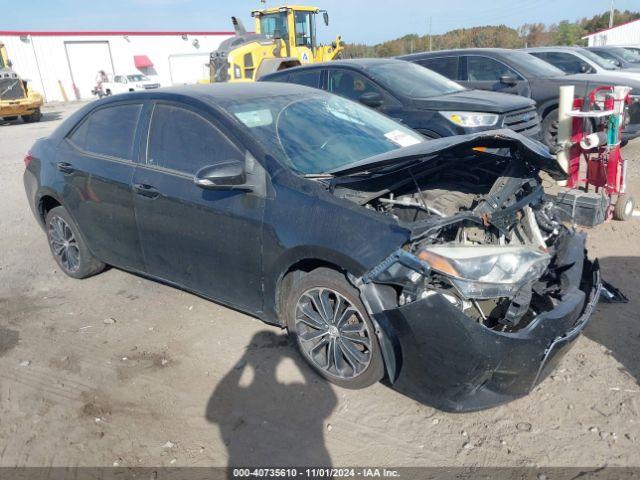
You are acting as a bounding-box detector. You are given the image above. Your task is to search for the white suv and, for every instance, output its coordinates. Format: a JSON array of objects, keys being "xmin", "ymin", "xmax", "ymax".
[{"xmin": 103, "ymin": 74, "xmax": 160, "ymax": 95}]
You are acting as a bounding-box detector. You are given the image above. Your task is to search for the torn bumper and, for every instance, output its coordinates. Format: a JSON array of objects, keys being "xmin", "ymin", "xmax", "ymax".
[{"xmin": 370, "ymin": 258, "xmax": 601, "ymax": 412}]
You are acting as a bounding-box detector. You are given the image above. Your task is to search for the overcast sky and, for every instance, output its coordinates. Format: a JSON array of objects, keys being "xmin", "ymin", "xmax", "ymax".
[{"xmin": 3, "ymin": 0, "xmax": 638, "ymax": 44}]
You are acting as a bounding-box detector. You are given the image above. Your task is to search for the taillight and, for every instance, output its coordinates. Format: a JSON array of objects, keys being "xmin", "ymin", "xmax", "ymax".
[{"xmin": 24, "ymin": 151, "xmax": 34, "ymax": 168}]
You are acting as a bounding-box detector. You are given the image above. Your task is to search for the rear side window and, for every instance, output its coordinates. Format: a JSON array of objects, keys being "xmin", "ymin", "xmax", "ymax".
[
  {"xmin": 288, "ymin": 69, "xmax": 321, "ymax": 88},
  {"xmin": 416, "ymin": 57, "xmax": 459, "ymax": 79},
  {"xmin": 147, "ymin": 104, "xmax": 241, "ymax": 175},
  {"xmin": 69, "ymin": 104, "xmax": 142, "ymax": 160}
]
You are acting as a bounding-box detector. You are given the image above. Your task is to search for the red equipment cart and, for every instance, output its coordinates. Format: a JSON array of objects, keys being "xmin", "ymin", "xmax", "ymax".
[{"xmin": 564, "ymin": 85, "xmax": 635, "ymax": 221}]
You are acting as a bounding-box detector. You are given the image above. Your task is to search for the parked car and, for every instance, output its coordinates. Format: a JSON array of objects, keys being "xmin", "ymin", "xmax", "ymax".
[
  {"xmin": 587, "ymin": 45, "xmax": 640, "ymax": 70},
  {"xmin": 523, "ymin": 46, "xmax": 640, "ymax": 78},
  {"xmin": 260, "ymin": 58, "xmax": 541, "ymax": 139},
  {"xmin": 399, "ymin": 48, "xmax": 640, "ymax": 147},
  {"xmin": 24, "ymin": 83, "xmax": 601, "ymax": 411},
  {"xmin": 102, "ymin": 74, "xmax": 160, "ymax": 95}
]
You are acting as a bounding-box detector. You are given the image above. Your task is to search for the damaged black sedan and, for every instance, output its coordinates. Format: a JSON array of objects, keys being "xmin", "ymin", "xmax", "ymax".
[{"xmin": 24, "ymin": 83, "xmax": 600, "ymax": 411}]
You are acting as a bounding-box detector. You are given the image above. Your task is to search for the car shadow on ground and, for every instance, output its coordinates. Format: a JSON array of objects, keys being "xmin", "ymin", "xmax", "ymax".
[
  {"xmin": 0, "ymin": 111, "xmax": 63, "ymax": 126},
  {"xmin": 205, "ymin": 330, "xmax": 337, "ymax": 468},
  {"xmin": 584, "ymin": 256, "xmax": 640, "ymax": 386}
]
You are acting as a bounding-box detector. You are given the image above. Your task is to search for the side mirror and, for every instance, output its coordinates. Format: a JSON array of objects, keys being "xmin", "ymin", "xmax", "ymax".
[
  {"xmin": 359, "ymin": 91, "xmax": 384, "ymax": 108},
  {"xmin": 499, "ymin": 74, "xmax": 517, "ymax": 86},
  {"xmin": 273, "ymin": 29, "xmax": 282, "ymax": 41},
  {"xmin": 194, "ymin": 160, "xmax": 253, "ymax": 191},
  {"xmin": 579, "ymin": 64, "xmax": 589, "ymax": 73},
  {"xmin": 323, "ymin": 12, "xmax": 329, "ymax": 26},
  {"xmin": 7, "ymin": 59, "xmax": 12, "ymax": 68}
]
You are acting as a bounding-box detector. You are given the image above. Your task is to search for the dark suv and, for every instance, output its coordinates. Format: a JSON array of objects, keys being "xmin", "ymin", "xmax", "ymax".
[
  {"xmin": 260, "ymin": 58, "xmax": 540, "ymax": 139},
  {"xmin": 400, "ymin": 48, "xmax": 640, "ymax": 147}
]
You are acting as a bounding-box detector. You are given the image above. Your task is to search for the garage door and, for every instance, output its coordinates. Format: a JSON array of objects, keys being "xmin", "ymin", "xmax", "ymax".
[
  {"xmin": 169, "ymin": 53, "xmax": 210, "ymax": 85},
  {"xmin": 65, "ymin": 41, "xmax": 114, "ymax": 99}
]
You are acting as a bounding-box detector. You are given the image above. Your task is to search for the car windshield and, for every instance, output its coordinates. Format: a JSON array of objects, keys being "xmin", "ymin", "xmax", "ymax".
[
  {"xmin": 579, "ymin": 48, "xmax": 618, "ymax": 70},
  {"xmin": 221, "ymin": 93, "xmax": 425, "ymax": 175},
  {"xmin": 367, "ymin": 61, "xmax": 465, "ymax": 98},
  {"xmin": 127, "ymin": 75, "xmax": 149, "ymax": 82},
  {"xmin": 505, "ymin": 50, "xmax": 565, "ymax": 77}
]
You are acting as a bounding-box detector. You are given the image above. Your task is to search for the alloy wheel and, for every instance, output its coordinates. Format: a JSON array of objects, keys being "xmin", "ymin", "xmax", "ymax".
[
  {"xmin": 294, "ymin": 287, "xmax": 372, "ymax": 379},
  {"xmin": 48, "ymin": 216, "xmax": 80, "ymax": 273}
]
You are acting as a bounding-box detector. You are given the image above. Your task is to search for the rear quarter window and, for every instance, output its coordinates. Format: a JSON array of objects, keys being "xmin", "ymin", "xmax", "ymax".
[{"xmin": 68, "ymin": 104, "xmax": 142, "ymax": 160}]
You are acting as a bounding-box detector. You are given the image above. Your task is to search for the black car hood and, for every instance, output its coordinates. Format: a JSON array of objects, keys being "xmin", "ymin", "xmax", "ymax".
[
  {"xmin": 329, "ymin": 128, "xmax": 567, "ymax": 180},
  {"xmin": 411, "ymin": 89, "xmax": 535, "ymax": 113}
]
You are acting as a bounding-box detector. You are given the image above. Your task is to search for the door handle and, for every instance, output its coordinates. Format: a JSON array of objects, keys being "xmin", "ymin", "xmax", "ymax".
[
  {"xmin": 57, "ymin": 162, "xmax": 75, "ymax": 174},
  {"xmin": 133, "ymin": 183, "xmax": 160, "ymax": 198}
]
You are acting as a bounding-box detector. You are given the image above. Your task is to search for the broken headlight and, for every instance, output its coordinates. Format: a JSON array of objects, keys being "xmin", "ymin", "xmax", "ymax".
[
  {"xmin": 439, "ymin": 111, "xmax": 499, "ymax": 127},
  {"xmin": 418, "ymin": 245, "xmax": 550, "ymax": 299}
]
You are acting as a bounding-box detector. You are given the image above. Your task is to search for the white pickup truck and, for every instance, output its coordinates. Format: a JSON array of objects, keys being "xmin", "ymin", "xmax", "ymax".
[{"xmin": 102, "ymin": 74, "xmax": 160, "ymax": 96}]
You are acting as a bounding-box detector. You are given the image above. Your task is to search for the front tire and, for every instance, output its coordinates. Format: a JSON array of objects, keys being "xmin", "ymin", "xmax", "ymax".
[
  {"xmin": 2, "ymin": 116, "xmax": 19, "ymax": 121},
  {"xmin": 283, "ymin": 268, "xmax": 384, "ymax": 389},
  {"xmin": 45, "ymin": 206, "xmax": 105, "ymax": 279}
]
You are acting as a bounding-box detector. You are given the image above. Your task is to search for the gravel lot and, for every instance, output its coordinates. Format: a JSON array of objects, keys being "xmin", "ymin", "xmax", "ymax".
[{"xmin": 1, "ymin": 102, "xmax": 639, "ymax": 469}]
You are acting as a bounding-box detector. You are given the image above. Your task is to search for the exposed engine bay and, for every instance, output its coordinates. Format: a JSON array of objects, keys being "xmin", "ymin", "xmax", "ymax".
[{"xmin": 327, "ymin": 144, "xmax": 586, "ymax": 334}]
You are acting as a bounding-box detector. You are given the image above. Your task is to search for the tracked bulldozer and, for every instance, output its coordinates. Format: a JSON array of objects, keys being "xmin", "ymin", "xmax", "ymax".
[{"xmin": 209, "ymin": 5, "xmax": 343, "ymax": 83}]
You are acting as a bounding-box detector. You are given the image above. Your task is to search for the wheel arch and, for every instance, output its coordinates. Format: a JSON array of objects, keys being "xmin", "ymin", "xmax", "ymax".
[
  {"xmin": 36, "ymin": 190, "xmax": 64, "ymax": 227},
  {"xmin": 265, "ymin": 246, "xmax": 367, "ymax": 326}
]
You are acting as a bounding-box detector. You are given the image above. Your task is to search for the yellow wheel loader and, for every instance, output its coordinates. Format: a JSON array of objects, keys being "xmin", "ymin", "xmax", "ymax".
[
  {"xmin": 1, "ymin": 42, "xmax": 44, "ymax": 123},
  {"xmin": 209, "ymin": 5, "xmax": 343, "ymax": 83}
]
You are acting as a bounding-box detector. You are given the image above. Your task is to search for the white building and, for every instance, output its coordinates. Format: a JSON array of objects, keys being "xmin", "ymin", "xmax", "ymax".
[
  {"xmin": 0, "ymin": 30, "xmax": 234, "ymax": 102},
  {"xmin": 583, "ymin": 18, "xmax": 640, "ymax": 46}
]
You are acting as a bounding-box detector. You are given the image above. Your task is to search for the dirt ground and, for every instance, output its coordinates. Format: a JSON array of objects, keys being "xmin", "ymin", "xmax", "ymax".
[{"xmin": 0, "ymin": 102, "xmax": 639, "ymax": 469}]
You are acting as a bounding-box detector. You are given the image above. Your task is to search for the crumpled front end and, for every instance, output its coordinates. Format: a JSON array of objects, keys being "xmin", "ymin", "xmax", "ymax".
[
  {"xmin": 340, "ymin": 133, "xmax": 602, "ymax": 411},
  {"xmin": 367, "ymin": 250, "xmax": 599, "ymax": 412}
]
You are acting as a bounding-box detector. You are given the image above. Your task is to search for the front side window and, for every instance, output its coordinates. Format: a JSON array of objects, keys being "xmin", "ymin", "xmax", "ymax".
[
  {"xmin": 222, "ymin": 93, "xmax": 424, "ymax": 175},
  {"xmin": 466, "ymin": 56, "xmax": 522, "ymax": 81},
  {"xmin": 69, "ymin": 104, "xmax": 142, "ymax": 160},
  {"xmin": 127, "ymin": 74, "xmax": 149, "ymax": 82},
  {"xmin": 259, "ymin": 12, "xmax": 289, "ymax": 39},
  {"xmin": 416, "ymin": 57, "xmax": 459, "ymax": 80},
  {"xmin": 294, "ymin": 11, "xmax": 314, "ymax": 48},
  {"xmin": 537, "ymin": 52, "xmax": 589, "ymax": 74},
  {"xmin": 328, "ymin": 69, "xmax": 383, "ymax": 102},
  {"xmin": 147, "ymin": 104, "xmax": 241, "ymax": 175}
]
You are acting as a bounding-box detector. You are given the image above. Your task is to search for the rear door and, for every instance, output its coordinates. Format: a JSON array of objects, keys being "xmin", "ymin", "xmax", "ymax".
[
  {"xmin": 132, "ymin": 102, "xmax": 266, "ymax": 311},
  {"xmin": 57, "ymin": 102, "xmax": 145, "ymax": 270},
  {"xmin": 461, "ymin": 55, "xmax": 530, "ymax": 96}
]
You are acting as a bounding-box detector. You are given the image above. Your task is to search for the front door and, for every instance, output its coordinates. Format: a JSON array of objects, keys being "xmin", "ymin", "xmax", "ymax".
[{"xmin": 132, "ymin": 102, "xmax": 265, "ymax": 312}]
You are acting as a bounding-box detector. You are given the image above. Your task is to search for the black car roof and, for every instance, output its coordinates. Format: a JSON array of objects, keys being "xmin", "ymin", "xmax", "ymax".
[
  {"xmin": 260, "ymin": 57, "xmax": 408, "ymax": 78},
  {"xmin": 98, "ymin": 81, "xmax": 322, "ymax": 105},
  {"xmin": 399, "ymin": 48, "xmax": 518, "ymax": 60}
]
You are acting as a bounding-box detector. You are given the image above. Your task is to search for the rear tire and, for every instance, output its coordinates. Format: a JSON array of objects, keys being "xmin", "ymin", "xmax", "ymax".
[
  {"xmin": 613, "ymin": 194, "xmax": 635, "ymax": 221},
  {"xmin": 283, "ymin": 268, "xmax": 384, "ymax": 389},
  {"xmin": 22, "ymin": 108, "xmax": 42, "ymax": 123},
  {"xmin": 45, "ymin": 206, "xmax": 105, "ymax": 279},
  {"xmin": 2, "ymin": 116, "xmax": 19, "ymax": 121}
]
